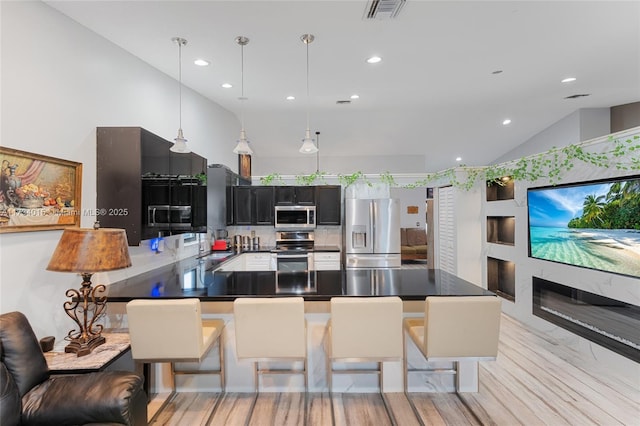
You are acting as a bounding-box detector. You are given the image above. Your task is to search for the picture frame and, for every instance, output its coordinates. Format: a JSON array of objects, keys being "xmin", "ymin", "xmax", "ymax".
[
  {"xmin": 239, "ymin": 154, "xmax": 251, "ymax": 179},
  {"xmin": 0, "ymin": 147, "xmax": 82, "ymax": 233}
]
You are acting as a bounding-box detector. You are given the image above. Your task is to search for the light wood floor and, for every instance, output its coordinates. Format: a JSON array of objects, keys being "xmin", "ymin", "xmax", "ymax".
[{"xmin": 150, "ymin": 314, "xmax": 639, "ymax": 425}]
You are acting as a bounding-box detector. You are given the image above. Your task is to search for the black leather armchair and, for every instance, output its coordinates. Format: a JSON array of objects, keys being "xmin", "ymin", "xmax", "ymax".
[{"xmin": 0, "ymin": 311, "xmax": 147, "ymax": 426}]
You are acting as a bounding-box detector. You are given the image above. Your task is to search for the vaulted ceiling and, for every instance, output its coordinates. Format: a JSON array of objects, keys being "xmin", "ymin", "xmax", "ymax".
[{"xmin": 46, "ymin": 1, "xmax": 640, "ymax": 172}]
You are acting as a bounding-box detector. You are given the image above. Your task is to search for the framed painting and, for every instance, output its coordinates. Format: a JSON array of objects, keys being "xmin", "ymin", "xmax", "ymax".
[
  {"xmin": 239, "ymin": 154, "xmax": 251, "ymax": 179},
  {"xmin": 0, "ymin": 147, "xmax": 82, "ymax": 233}
]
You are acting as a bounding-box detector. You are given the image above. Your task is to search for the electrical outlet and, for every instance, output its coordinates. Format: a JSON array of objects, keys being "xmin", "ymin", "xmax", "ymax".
[{"xmin": 416, "ymin": 221, "xmax": 420, "ymax": 226}]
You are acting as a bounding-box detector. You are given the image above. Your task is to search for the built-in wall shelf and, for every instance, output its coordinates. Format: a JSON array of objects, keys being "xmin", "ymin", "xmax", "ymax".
[
  {"xmin": 487, "ymin": 257, "xmax": 516, "ymax": 302},
  {"xmin": 486, "ymin": 177, "xmax": 514, "ymax": 201},
  {"xmin": 486, "ymin": 216, "xmax": 515, "ymax": 245}
]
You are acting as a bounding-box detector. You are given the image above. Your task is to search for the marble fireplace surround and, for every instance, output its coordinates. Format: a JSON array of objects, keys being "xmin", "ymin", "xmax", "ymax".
[{"xmin": 532, "ymin": 276, "xmax": 640, "ymax": 363}]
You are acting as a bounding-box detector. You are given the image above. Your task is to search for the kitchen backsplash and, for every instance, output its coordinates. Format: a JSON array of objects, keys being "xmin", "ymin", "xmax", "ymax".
[{"xmin": 226, "ymin": 225, "xmax": 342, "ymax": 249}]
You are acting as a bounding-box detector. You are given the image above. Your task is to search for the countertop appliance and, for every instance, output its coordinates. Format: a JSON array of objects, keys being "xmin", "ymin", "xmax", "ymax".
[
  {"xmin": 274, "ymin": 205, "xmax": 316, "ymax": 229},
  {"xmin": 344, "ymin": 198, "xmax": 401, "ymax": 268}
]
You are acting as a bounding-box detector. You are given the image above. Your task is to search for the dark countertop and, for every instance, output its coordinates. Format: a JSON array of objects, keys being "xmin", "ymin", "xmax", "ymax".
[
  {"xmin": 312, "ymin": 245, "xmax": 341, "ymax": 252},
  {"xmin": 104, "ymin": 256, "xmax": 494, "ymax": 302}
]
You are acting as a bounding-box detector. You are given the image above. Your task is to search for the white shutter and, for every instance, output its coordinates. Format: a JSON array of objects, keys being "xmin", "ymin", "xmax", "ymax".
[{"xmin": 437, "ymin": 186, "xmax": 456, "ymax": 274}]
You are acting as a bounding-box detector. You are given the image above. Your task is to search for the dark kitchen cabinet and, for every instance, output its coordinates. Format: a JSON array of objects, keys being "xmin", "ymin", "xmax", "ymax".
[
  {"xmin": 254, "ymin": 186, "xmax": 275, "ymax": 225},
  {"xmin": 315, "ymin": 185, "xmax": 342, "ymax": 225},
  {"xmin": 274, "ymin": 186, "xmax": 315, "ymax": 205},
  {"xmin": 233, "ymin": 186, "xmax": 253, "ymax": 225},
  {"xmin": 232, "ymin": 186, "xmax": 274, "ymax": 225},
  {"xmin": 97, "ymin": 127, "xmax": 207, "ymax": 245}
]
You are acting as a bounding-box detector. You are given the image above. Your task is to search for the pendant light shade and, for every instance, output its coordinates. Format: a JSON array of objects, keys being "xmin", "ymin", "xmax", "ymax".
[
  {"xmin": 300, "ymin": 129, "xmax": 318, "ymax": 154},
  {"xmin": 233, "ymin": 36, "xmax": 253, "ymax": 155},
  {"xmin": 170, "ymin": 37, "xmax": 191, "ymax": 154},
  {"xmin": 299, "ymin": 34, "xmax": 317, "ymax": 154}
]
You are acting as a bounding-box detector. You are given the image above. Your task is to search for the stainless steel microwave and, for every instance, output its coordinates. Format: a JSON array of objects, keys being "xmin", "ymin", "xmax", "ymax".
[
  {"xmin": 274, "ymin": 205, "xmax": 316, "ymax": 229},
  {"xmin": 147, "ymin": 205, "xmax": 192, "ymax": 230}
]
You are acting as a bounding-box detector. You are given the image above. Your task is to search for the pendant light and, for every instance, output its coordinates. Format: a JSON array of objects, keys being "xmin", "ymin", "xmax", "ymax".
[
  {"xmin": 299, "ymin": 34, "xmax": 318, "ymax": 154},
  {"xmin": 170, "ymin": 37, "xmax": 191, "ymax": 153},
  {"xmin": 233, "ymin": 36, "xmax": 253, "ymax": 155}
]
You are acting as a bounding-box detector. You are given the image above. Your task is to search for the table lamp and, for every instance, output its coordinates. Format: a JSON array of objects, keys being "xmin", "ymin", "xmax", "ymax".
[{"xmin": 47, "ymin": 224, "xmax": 131, "ymax": 356}]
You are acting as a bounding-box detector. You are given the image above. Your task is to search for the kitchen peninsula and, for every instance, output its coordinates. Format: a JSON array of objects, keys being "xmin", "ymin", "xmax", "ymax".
[
  {"xmin": 103, "ymin": 253, "xmax": 494, "ymax": 302},
  {"xmin": 103, "ymin": 253, "xmax": 497, "ymax": 394}
]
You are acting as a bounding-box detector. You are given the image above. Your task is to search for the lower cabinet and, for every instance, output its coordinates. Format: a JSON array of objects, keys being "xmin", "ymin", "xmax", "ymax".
[
  {"xmin": 244, "ymin": 253, "xmax": 273, "ymax": 271},
  {"xmin": 313, "ymin": 252, "xmax": 341, "ymax": 270},
  {"xmin": 214, "ymin": 256, "xmax": 244, "ymax": 272}
]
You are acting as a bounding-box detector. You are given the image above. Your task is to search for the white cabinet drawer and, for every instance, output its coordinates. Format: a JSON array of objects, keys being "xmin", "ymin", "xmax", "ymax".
[
  {"xmin": 314, "ymin": 252, "xmax": 340, "ymax": 270},
  {"xmin": 243, "ymin": 253, "xmax": 273, "ymax": 271},
  {"xmin": 314, "ymin": 252, "xmax": 340, "ymax": 261}
]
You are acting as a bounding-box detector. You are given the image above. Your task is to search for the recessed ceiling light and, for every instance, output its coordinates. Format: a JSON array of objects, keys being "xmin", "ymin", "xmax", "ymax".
[
  {"xmin": 502, "ymin": 119, "xmax": 512, "ymax": 125},
  {"xmin": 561, "ymin": 77, "xmax": 577, "ymax": 83},
  {"xmin": 366, "ymin": 56, "xmax": 382, "ymax": 64},
  {"xmin": 221, "ymin": 83, "xmax": 232, "ymax": 88},
  {"xmin": 286, "ymin": 95, "xmax": 295, "ymax": 101},
  {"xmin": 194, "ymin": 59, "xmax": 210, "ymax": 66},
  {"xmin": 350, "ymin": 94, "xmax": 360, "ymax": 99},
  {"xmin": 455, "ymin": 157, "xmax": 462, "ymax": 162}
]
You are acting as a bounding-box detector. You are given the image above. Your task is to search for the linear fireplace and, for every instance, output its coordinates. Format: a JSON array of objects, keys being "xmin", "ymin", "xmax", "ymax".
[{"xmin": 532, "ymin": 277, "xmax": 640, "ymax": 362}]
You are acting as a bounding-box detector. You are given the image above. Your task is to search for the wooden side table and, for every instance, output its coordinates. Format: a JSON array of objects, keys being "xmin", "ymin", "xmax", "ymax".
[{"xmin": 44, "ymin": 332, "xmax": 131, "ymax": 374}]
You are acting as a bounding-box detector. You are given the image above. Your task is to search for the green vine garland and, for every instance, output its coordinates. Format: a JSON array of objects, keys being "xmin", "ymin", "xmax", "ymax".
[{"xmin": 259, "ymin": 135, "xmax": 640, "ymax": 190}]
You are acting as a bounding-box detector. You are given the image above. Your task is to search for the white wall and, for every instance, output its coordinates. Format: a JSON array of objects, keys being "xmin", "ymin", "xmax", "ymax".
[
  {"xmin": 0, "ymin": 1, "xmax": 239, "ymax": 338},
  {"xmin": 254, "ymin": 153, "xmax": 427, "ymax": 176},
  {"xmin": 390, "ymin": 187, "xmax": 427, "ymax": 228},
  {"xmin": 492, "ymin": 108, "xmax": 610, "ymax": 164},
  {"xmin": 483, "ymin": 127, "xmax": 640, "ymax": 387}
]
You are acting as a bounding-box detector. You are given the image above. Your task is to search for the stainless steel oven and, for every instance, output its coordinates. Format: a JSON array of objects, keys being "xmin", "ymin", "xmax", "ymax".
[
  {"xmin": 270, "ymin": 231, "xmax": 315, "ymax": 271},
  {"xmin": 272, "ymin": 251, "xmax": 314, "ymax": 272}
]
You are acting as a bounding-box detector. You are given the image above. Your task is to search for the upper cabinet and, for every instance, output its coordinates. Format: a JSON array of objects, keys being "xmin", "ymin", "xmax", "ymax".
[
  {"xmin": 233, "ymin": 186, "xmax": 274, "ymax": 225},
  {"xmin": 97, "ymin": 127, "xmax": 207, "ymax": 245},
  {"xmin": 231, "ymin": 185, "xmax": 341, "ymax": 226},
  {"xmin": 316, "ymin": 185, "xmax": 341, "ymax": 225},
  {"xmin": 274, "ymin": 186, "xmax": 315, "ymax": 205}
]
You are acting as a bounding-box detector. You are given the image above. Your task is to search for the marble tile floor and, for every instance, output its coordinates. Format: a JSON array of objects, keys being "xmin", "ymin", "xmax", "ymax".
[{"xmin": 149, "ymin": 314, "xmax": 639, "ymax": 425}]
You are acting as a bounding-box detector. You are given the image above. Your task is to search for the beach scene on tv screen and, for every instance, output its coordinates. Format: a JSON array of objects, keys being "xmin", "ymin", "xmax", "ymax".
[{"xmin": 528, "ymin": 177, "xmax": 640, "ymax": 278}]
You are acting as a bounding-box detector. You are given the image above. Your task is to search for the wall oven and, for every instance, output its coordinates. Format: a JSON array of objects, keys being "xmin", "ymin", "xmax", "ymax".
[{"xmin": 274, "ymin": 205, "xmax": 316, "ymax": 229}]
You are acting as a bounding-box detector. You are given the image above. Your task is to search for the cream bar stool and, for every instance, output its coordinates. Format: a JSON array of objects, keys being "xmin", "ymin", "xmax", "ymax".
[
  {"xmin": 233, "ymin": 297, "xmax": 308, "ymax": 421},
  {"xmin": 126, "ymin": 298, "xmax": 225, "ymax": 420},
  {"xmin": 326, "ymin": 296, "xmax": 403, "ymax": 425},
  {"xmin": 403, "ymin": 296, "xmax": 501, "ymax": 395}
]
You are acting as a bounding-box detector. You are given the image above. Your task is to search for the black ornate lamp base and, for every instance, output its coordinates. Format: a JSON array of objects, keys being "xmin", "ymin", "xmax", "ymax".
[{"xmin": 64, "ymin": 335, "xmax": 106, "ymax": 357}]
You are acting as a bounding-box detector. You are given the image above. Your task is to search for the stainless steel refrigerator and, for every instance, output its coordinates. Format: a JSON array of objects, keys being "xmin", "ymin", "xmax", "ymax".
[{"xmin": 344, "ymin": 198, "xmax": 401, "ymax": 268}]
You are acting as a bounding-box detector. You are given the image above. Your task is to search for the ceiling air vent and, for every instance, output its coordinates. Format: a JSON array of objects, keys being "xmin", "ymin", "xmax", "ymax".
[
  {"xmin": 564, "ymin": 93, "xmax": 591, "ymax": 99},
  {"xmin": 336, "ymin": 100, "xmax": 352, "ymax": 105},
  {"xmin": 364, "ymin": 0, "xmax": 406, "ymax": 20}
]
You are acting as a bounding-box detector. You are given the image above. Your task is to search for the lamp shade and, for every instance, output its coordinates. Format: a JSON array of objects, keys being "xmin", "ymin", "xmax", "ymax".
[
  {"xmin": 299, "ymin": 129, "xmax": 318, "ymax": 154},
  {"xmin": 233, "ymin": 129, "xmax": 253, "ymax": 154},
  {"xmin": 47, "ymin": 228, "xmax": 132, "ymax": 273},
  {"xmin": 170, "ymin": 129, "xmax": 191, "ymax": 153}
]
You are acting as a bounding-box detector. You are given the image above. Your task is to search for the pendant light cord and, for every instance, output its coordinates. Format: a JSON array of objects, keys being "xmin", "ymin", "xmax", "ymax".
[
  {"xmin": 305, "ymin": 38, "xmax": 310, "ymax": 131},
  {"xmin": 177, "ymin": 39, "xmax": 183, "ymax": 131},
  {"xmin": 240, "ymin": 41, "xmax": 245, "ymax": 130}
]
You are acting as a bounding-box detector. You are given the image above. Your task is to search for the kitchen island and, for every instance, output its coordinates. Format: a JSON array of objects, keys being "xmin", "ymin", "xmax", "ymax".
[
  {"xmin": 103, "ymin": 254, "xmax": 498, "ymax": 394},
  {"xmin": 104, "ymin": 254, "xmax": 493, "ymax": 302}
]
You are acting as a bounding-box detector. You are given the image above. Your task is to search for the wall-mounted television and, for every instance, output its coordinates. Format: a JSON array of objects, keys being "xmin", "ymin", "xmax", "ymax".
[{"xmin": 527, "ymin": 175, "xmax": 640, "ymax": 278}]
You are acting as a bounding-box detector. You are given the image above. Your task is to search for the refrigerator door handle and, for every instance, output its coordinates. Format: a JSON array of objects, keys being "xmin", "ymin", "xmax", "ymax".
[{"xmin": 369, "ymin": 200, "xmax": 375, "ymax": 250}]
